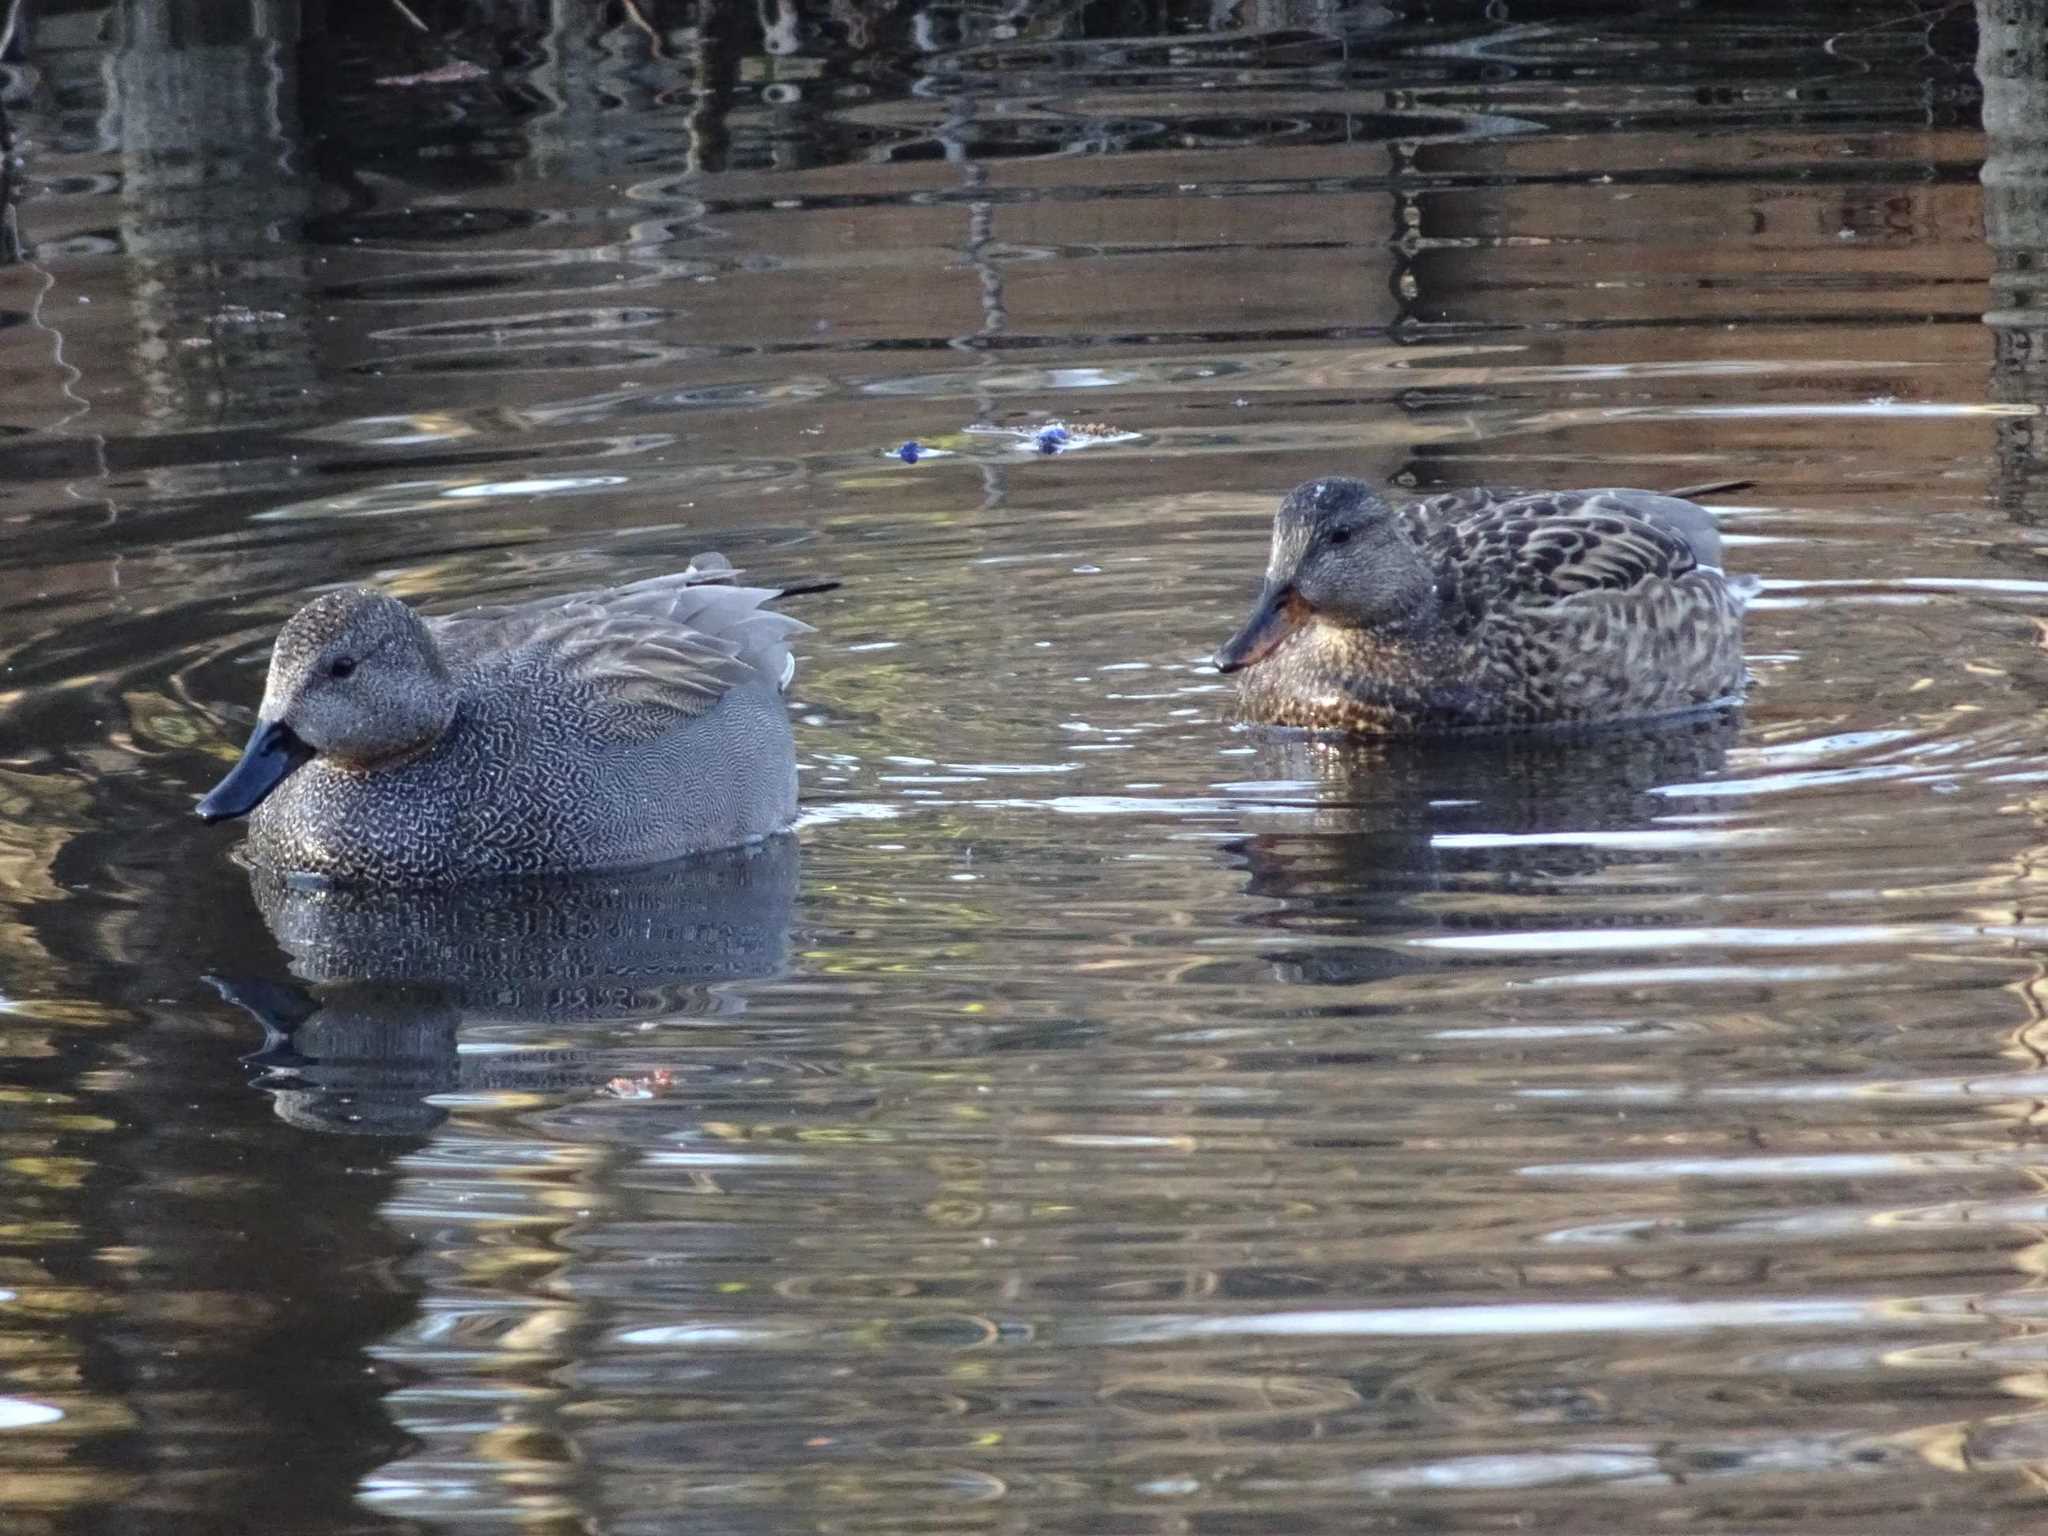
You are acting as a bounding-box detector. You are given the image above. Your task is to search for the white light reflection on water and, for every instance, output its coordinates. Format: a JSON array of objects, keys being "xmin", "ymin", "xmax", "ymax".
[{"xmin": 1098, "ymin": 1295, "xmax": 1994, "ymax": 1343}]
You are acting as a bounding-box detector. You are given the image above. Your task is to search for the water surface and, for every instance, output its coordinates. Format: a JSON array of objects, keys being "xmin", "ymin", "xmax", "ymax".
[{"xmin": 6, "ymin": 3, "xmax": 2048, "ymax": 1533}]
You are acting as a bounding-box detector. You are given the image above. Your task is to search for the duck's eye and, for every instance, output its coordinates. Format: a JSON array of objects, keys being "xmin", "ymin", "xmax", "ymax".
[
  {"xmin": 1326, "ymin": 526, "xmax": 1354, "ymax": 547},
  {"xmin": 328, "ymin": 656, "xmax": 357, "ymax": 680}
]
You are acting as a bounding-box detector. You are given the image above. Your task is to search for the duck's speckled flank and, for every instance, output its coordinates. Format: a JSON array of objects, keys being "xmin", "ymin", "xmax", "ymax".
[{"xmin": 1228, "ymin": 483, "xmax": 1749, "ymax": 734}]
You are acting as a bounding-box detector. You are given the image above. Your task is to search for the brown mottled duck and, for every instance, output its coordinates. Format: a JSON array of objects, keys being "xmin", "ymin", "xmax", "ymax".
[{"xmin": 1213, "ymin": 478, "xmax": 1750, "ymax": 734}]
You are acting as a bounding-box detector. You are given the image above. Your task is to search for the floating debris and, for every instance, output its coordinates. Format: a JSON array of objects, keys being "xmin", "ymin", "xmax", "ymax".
[
  {"xmin": 964, "ymin": 419, "xmax": 1141, "ymax": 455},
  {"xmin": 376, "ymin": 60, "xmax": 490, "ymax": 88},
  {"xmin": 600, "ymin": 1070, "xmax": 676, "ymax": 1100},
  {"xmin": 879, "ymin": 437, "xmax": 953, "ymax": 464},
  {"xmin": 870, "ymin": 420, "xmax": 1135, "ymax": 473}
]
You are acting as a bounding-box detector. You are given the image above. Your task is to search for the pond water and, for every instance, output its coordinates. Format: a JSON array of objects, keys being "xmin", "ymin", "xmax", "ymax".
[{"xmin": 7, "ymin": 2, "xmax": 2048, "ymax": 1532}]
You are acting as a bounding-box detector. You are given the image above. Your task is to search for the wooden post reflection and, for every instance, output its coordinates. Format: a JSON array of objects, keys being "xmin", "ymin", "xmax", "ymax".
[{"xmin": 1982, "ymin": 0, "xmax": 2048, "ymax": 525}]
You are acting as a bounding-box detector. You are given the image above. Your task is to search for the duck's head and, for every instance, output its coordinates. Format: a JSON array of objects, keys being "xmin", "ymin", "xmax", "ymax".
[
  {"xmin": 1213, "ymin": 477, "xmax": 1435, "ymax": 674},
  {"xmin": 197, "ymin": 588, "xmax": 456, "ymax": 823}
]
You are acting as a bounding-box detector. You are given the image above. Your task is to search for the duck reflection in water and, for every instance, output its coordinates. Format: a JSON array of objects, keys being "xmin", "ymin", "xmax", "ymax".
[
  {"xmin": 210, "ymin": 837, "xmax": 801, "ymax": 1135},
  {"xmin": 1221, "ymin": 711, "xmax": 1741, "ymax": 988}
]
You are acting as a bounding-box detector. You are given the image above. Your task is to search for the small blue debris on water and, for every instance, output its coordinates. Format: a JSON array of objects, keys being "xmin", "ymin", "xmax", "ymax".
[
  {"xmin": 878, "ymin": 439, "xmax": 954, "ymax": 464},
  {"xmin": 963, "ymin": 420, "xmax": 1142, "ymax": 455}
]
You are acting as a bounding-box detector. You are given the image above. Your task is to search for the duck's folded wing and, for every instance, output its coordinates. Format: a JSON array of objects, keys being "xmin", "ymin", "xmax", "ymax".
[
  {"xmin": 432, "ymin": 560, "xmax": 735, "ymax": 658},
  {"xmin": 1411, "ymin": 486, "xmax": 1525, "ymax": 524},
  {"xmin": 544, "ymin": 609, "xmax": 783, "ymax": 734},
  {"xmin": 430, "ymin": 563, "xmax": 811, "ymax": 735},
  {"xmin": 1414, "ymin": 487, "xmax": 1726, "ymax": 568},
  {"xmin": 1566, "ymin": 489, "xmax": 1725, "ymax": 569},
  {"xmin": 1442, "ymin": 503, "xmax": 1701, "ymax": 611}
]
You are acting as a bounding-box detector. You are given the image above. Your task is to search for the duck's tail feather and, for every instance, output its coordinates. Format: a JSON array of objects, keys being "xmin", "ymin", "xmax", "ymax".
[
  {"xmin": 684, "ymin": 554, "xmax": 838, "ymax": 603},
  {"xmin": 1660, "ymin": 478, "xmax": 1755, "ymax": 500},
  {"xmin": 682, "ymin": 552, "xmax": 738, "ymax": 584}
]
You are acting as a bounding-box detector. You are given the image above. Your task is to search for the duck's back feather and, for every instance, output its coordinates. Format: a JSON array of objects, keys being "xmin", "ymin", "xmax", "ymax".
[
  {"xmin": 428, "ymin": 558, "xmax": 811, "ymax": 738},
  {"xmin": 1413, "ymin": 497, "xmax": 1701, "ymax": 638},
  {"xmin": 1414, "ymin": 487, "xmax": 1725, "ymax": 569}
]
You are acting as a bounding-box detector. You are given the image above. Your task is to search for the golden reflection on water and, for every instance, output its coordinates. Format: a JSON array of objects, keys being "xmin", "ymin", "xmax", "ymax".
[{"xmin": 7, "ymin": 2, "xmax": 2048, "ymax": 1535}]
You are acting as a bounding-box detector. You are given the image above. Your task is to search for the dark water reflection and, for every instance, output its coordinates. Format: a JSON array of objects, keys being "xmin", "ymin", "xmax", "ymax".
[
  {"xmin": 217, "ymin": 839, "xmax": 800, "ymax": 1136},
  {"xmin": 7, "ymin": 2, "xmax": 2048, "ymax": 1533}
]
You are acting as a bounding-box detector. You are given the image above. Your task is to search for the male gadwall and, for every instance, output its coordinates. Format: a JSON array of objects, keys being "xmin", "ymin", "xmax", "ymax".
[
  {"xmin": 1214, "ymin": 478, "xmax": 1748, "ymax": 734},
  {"xmin": 196, "ymin": 557, "xmax": 816, "ymax": 882}
]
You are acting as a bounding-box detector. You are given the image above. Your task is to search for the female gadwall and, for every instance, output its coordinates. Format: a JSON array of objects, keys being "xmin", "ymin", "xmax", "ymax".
[
  {"xmin": 196, "ymin": 557, "xmax": 815, "ymax": 882},
  {"xmin": 1213, "ymin": 478, "xmax": 1748, "ymax": 734}
]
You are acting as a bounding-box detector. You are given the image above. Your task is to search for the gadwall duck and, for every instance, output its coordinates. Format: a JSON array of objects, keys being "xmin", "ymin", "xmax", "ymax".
[
  {"xmin": 1214, "ymin": 478, "xmax": 1748, "ymax": 734},
  {"xmin": 196, "ymin": 558, "xmax": 815, "ymax": 882}
]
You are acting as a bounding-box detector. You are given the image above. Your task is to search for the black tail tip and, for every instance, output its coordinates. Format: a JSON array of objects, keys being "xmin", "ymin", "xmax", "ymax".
[{"xmin": 1661, "ymin": 478, "xmax": 1755, "ymax": 500}]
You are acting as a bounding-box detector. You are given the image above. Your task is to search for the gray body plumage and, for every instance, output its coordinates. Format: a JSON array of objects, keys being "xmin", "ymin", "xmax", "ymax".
[
  {"xmin": 1219, "ymin": 481, "xmax": 1749, "ymax": 736},
  {"xmin": 225, "ymin": 562, "xmax": 807, "ymax": 883}
]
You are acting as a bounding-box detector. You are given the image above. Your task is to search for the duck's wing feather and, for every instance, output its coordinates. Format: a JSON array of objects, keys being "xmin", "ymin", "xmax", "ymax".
[
  {"xmin": 1569, "ymin": 488, "xmax": 1725, "ymax": 569},
  {"xmin": 1415, "ymin": 487, "xmax": 1725, "ymax": 568},
  {"xmin": 1410, "ymin": 486, "xmax": 1526, "ymax": 524},
  {"xmin": 1427, "ymin": 495, "xmax": 1704, "ymax": 621},
  {"xmin": 429, "ymin": 557, "xmax": 811, "ymax": 732}
]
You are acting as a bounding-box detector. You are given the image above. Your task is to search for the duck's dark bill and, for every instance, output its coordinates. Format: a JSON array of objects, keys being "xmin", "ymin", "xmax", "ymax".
[
  {"xmin": 196, "ymin": 720, "xmax": 315, "ymax": 823},
  {"xmin": 1213, "ymin": 586, "xmax": 1308, "ymax": 674}
]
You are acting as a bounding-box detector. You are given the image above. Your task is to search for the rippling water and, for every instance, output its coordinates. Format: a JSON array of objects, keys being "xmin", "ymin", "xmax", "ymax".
[{"xmin": 8, "ymin": 2, "xmax": 2048, "ymax": 1532}]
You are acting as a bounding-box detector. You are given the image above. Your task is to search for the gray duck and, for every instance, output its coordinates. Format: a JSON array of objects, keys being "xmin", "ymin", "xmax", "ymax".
[
  {"xmin": 1213, "ymin": 478, "xmax": 1749, "ymax": 734},
  {"xmin": 196, "ymin": 557, "xmax": 815, "ymax": 883}
]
